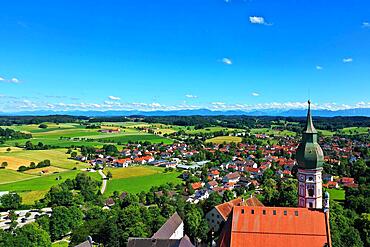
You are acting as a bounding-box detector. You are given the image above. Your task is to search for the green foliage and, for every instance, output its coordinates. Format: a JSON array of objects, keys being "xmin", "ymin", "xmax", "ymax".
[
  {"xmin": 49, "ymin": 206, "xmax": 83, "ymax": 241},
  {"xmin": 0, "ymin": 193, "xmax": 22, "ymax": 210},
  {"xmin": 0, "ymin": 223, "xmax": 51, "ymax": 247},
  {"xmin": 38, "ymin": 124, "xmax": 48, "ymax": 129}
]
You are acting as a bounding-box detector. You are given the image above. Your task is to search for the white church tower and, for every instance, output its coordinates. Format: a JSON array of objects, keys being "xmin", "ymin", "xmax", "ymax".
[{"xmin": 296, "ymin": 100, "xmax": 324, "ymax": 209}]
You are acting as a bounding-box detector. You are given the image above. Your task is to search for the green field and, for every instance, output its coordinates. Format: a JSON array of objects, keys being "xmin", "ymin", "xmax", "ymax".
[
  {"xmin": 205, "ymin": 136, "xmax": 242, "ymax": 144},
  {"xmin": 327, "ymin": 188, "xmax": 345, "ymax": 201},
  {"xmin": 104, "ymin": 166, "xmax": 182, "ymax": 195},
  {"xmin": 1, "ymin": 122, "xmax": 173, "ymax": 147},
  {"xmin": 250, "ymin": 128, "xmax": 296, "ymax": 137},
  {"xmin": 340, "ymin": 127, "xmax": 369, "ymax": 135},
  {"xmin": 0, "ymin": 170, "xmax": 102, "ymax": 204},
  {"xmin": 0, "ymin": 169, "xmax": 36, "ymax": 184}
]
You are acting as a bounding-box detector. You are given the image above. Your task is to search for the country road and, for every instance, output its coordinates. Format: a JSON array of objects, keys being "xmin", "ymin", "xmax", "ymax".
[{"xmin": 98, "ymin": 170, "xmax": 107, "ymax": 194}]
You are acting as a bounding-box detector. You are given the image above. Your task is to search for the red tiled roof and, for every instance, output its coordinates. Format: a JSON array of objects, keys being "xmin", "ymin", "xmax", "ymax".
[
  {"xmin": 225, "ymin": 206, "xmax": 331, "ymax": 247},
  {"xmin": 191, "ymin": 182, "xmax": 202, "ymax": 190}
]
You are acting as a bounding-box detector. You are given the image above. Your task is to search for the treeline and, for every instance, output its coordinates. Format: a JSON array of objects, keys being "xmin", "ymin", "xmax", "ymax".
[
  {"xmin": 17, "ymin": 160, "xmax": 51, "ymax": 172},
  {"xmin": 0, "ymin": 115, "xmax": 88, "ymax": 126},
  {"xmin": 0, "ymin": 127, "xmax": 32, "ymax": 141},
  {"xmin": 143, "ymin": 115, "xmax": 370, "ymax": 131}
]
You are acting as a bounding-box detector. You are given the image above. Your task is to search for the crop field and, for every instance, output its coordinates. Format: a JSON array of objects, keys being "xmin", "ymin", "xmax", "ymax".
[
  {"xmin": 0, "ymin": 170, "xmax": 102, "ymax": 204},
  {"xmin": 105, "ymin": 166, "xmax": 163, "ymax": 179},
  {"xmin": 1, "ymin": 122, "xmax": 173, "ymax": 147},
  {"xmin": 0, "ymin": 169, "xmax": 36, "ymax": 184},
  {"xmin": 205, "ymin": 136, "xmax": 242, "ymax": 144},
  {"xmin": 250, "ymin": 128, "xmax": 296, "ymax": 137},
  {"xmin": 0, "ymin": 148, "xmax": 86, "ymax": 170},
  {"xmin": 104, "ymin": 166, "xmax": 182, "ymax": 195},
  {"xmin": 340, "ymin": 127, "xmax": 369, "ymax": 135}
]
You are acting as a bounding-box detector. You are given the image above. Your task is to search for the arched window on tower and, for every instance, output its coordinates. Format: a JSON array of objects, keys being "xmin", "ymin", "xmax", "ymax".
[{"xmin": 307, "ymin": 185, "xmax": 314, "ymax": 197}]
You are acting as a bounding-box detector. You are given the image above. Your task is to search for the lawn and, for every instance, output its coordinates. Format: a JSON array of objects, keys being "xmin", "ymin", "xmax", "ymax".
[
  {"xmin": 0, "ymin": 170, "xmax": 102, "ymax": 204},
  {"xmin": 205, "ymin": 136, "xmax": 242, "ymax": 144},
  {"xmin": 105, "ymin": 167, "xmax": 182, "ymax": 196},
  {"xmin": 52, "ymin": 241, "xmax": 69, "ymax": 247},
  {"xmin": 327, "ymin": 188, "xmax": 345, "ymax": 201},
  {"xmin": 317, "ymin": 129, "xmax": 335, "ymax": 137}
]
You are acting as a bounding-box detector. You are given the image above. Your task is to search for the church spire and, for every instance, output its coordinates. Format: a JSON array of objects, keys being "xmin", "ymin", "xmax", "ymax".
[{"xmin": 304, "ymin": 100, "xmax": 317, "ymax": 134}]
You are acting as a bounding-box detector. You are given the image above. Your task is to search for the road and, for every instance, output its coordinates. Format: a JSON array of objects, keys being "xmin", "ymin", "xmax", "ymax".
[{"xmin": 98, "ymin": 170, "xmax": 107, "ymax": 194}]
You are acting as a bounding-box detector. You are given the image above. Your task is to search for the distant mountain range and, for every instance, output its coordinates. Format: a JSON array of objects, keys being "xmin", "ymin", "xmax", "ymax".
[{"xmin": 1, "ymin": 108, "xmax": 370, "ymax": 117}]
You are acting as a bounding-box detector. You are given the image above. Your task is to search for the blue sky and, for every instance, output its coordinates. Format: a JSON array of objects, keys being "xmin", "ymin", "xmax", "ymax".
[{"xmin": 0, "ymin": 0, "xmax": 369, "ymax": 112}]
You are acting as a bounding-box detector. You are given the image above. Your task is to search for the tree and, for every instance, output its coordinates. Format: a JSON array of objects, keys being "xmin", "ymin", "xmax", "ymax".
[
  {"xmin": 1, "ymin": 162, "xmax": 8, "ymax": 168},
  {"xmin": 38, "ymin": 124, "xmax": 48, "ymax": 129},
  {"xmin": 11, "ymin": 223, "xmax": 51, "ymax": 247},
  {"xmin": 49, "ymin": 206, "xmax": 83, "ymax": 241},
  {"xmin": 70, "ymin": 151, "xmax": 77, "ymax": 158},
  {"xmin": 222, "ymin": 190, "xmax": 234, "ymax": 203},
  {"xmin": 203, "ymin": 193, "xmax": 222, "ymax": 213},
  {"xmin": 107, "ymin": 171, "xmax": 113, "ymax": 180},
  {"xmin": 0, "ymin": 193, "xmax": 22, "ymax": 210}
]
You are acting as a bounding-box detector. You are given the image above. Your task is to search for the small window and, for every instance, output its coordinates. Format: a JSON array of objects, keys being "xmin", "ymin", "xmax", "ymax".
[
  {"xmin": 284, "ymin": 210, "xmax": 287, "ymax": 216},
  {"xmin": 308, "ymin": 177, "xmax": 313, "ymax": 181},
  {"xmin": 295, "ymin": 211, "xmax": 298, "ymax": 216},
  {"xmin": 273, "ymin": 210, "xmax": 276, "ymax": 215},
  {"xmin": 251, "ymin": 209, "xmax": 254, "ymax": 214},
  {"xmin": 241, "ymin": 209, "xmax": 244, "ymax": 214},
  {"xmin": 212, "ymin": 220, "xmax": 214, "ymax": 223},
  {"xmin": 216, "ymin": 215, "xmax": 220, "ymax": 218},
  {"xmin": 212, "ymin": 213, "xmax": 214, "ymax": 217},
  {"xmin": 309, "ymin": 202, "xmax": 313, "ymax": 208},
  {"xmin": 262, "ymin": 210, "xmax": 266, "ymax": 215}
]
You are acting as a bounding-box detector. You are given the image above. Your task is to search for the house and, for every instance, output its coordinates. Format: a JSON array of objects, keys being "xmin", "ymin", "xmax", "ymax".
[
  {"xmin": 114, "ymin": 158, "xmax": 131, "ymax": 168},
  {"xmin": 191, "ymin": 182, "xmax": 203, "ymax": 190},
  {"xmin": 127, "ymin": 212, "xmax": 194, "ymax": 247},
  {"xmin": 207, "ymin": 180, "xmax": 218, "ymax": 189},
  {"xmin": 323, "ymin": 181, "xmax": 339, "ymax": 189},
  {"xmin": 105, "ymin": 198, "xmax": 115, "ymax": 207},
  {"xmin": 338, "ymin": 177, "xmax": 355, "ymax": 185},
  {"xmin": 133, "ymin": 156, "xmax": 154, "ymax": 164},
  {"xmin": 222, "ymin": 172, "xmax": 240, "ymax": 183},
  {"xmin": 218, "ymin": 206, "xmax": 331, "ymax": 247},
  {"xmin": 206, "ymin": 197, "xmax": 263, "ymax": 233}
]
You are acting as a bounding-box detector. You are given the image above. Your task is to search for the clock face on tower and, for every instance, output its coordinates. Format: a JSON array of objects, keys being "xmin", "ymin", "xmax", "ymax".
[{"xmin": 298, "ymin": 174, "xmax": 305, "ymax": 182}]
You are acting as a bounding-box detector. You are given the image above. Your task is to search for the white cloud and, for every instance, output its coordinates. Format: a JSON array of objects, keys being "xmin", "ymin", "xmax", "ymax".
[
  {"xmin": 342, "ymin": 57, "xmax": 353, "ymax": 63},
  {"xmin": 221, "ymin": 58, "xmax": 232, "ymax": 65},
  {"xmin": 108, "ymin": 95, "xmax": 120, "ymax": 100},
  {"xmin": 185, "ymin": 94, "xmax": 197, "ymax": 98},
  {"xmin": 316, "ymin": 65, "xmax": 323, "ymax": 70},
  {"xmin": 362, "ymin": 22, "xmax": 370, "ymax": 28},
  {"xmin": 0, "ymin": 77, "xmax": 4, "ymax": 81},
  {"xmin": 251, "ymin": 92, "xmax": 259, "ymax": 96},
  {"xmin": 10, "ymin": 78, "xmax": 20, "ymax": 83},
  {"xmin": 249, "ymin": 16, "xmax": 271, "ymax": 25}
]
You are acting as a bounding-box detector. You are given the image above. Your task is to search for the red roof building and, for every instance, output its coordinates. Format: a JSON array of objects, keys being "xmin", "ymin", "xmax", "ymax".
[{"xmin": 219, "ymin": 206, "xmax": 331, "ymax": 247}]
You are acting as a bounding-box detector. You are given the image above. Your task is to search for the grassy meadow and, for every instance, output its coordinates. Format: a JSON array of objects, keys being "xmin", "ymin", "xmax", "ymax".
[{"xmin": 104, "ymin": 166, "xmax": 182, "ymax": 196}]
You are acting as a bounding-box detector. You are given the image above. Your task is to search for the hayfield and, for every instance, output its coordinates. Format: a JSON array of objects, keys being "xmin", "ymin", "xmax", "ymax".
[
  {"xmin": 106, "ymin": 166, "xmax": 163, "ymax": 179},
  {"xmin": 0, "ymin": 170, "xmax": 102, "ymax": 204},
  {"xmin": 1, "ymin": 122, "xmax": 173, "ymax": 147},
  {"xmin": 250, "ymin": 128, "xmax": 296, "ymax": 137},
  {"xmin": 0, "ymin": 169, "xmax": 36, "ymax": 184},
  {"xmin": 205, "ymin": 136, "xmax": 242, "ymax": 144},
  {"xmin": 105, "ymin": 166, "xmax": 182, "ymax": 195},
  {"xmin": 0, "ymin": 148, "xmax": 86, "ymax": 170}
]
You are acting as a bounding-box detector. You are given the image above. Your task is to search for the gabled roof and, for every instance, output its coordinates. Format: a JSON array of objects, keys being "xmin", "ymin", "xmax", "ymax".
[
  {"xmin": 152, "ymin": 212, "xmax": 183, "ymax": 239},
  {"xmin": 127, "ymin": 236, "xmax": 194, "ymax": 247},
  {"xmin": 223, "ymin": 206, "xmax": 331, "ymax": 247}
]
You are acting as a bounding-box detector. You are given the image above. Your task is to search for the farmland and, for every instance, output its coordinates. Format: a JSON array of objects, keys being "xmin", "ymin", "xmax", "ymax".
[
  {"xmin": 205, "ymin": 136, "xmax": 242, "ymax": 144},
  {"xmin": 0, "ymin": 170, "xmax": 102, "ymax": 204},
  {"xmin": 104, "ymin": 166, "xmax": 182, "ymax": 196},
  {"xmin": 1, "ymin": 122, "xmax": 173, "ymax": 148}
]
